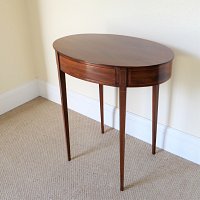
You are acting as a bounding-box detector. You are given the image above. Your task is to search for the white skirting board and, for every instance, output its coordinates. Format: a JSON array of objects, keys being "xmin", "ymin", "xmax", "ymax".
[
  {"xmin": 0, "ymin": 80, "xmax": 39, "ymax": 115},
  {"xmin": 1, "ymin": 80, "xmax": 200, "ymax": 165}
]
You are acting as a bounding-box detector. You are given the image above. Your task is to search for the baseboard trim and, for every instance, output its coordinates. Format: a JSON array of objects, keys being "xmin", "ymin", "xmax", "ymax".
[
  {"xmin": 39, "ymin": 81, "xmax": 200, "ymax": 165},
  {"xmin": 0, "ymin": 80, "xmax": 39, "ymax": 115}
]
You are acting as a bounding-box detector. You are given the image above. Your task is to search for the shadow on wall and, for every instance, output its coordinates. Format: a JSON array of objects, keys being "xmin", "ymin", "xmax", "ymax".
[
  {"xmin": 157, "ymin": 47, "xmax": 200, "ymax": 148},
  {"xmin": 166, "ymin": 49, "xmax": 200, "ymax": 134}
]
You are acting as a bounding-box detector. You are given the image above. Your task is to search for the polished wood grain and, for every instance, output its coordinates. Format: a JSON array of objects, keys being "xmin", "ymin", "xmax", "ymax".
[
  {"xmin": 127, "ymin": 62, "xmax": 172, "ymax": 87},
  {"xmin": 60, "ymin": 55, "xmax": 116, "ymax": 86},
  {"xmin": 53, "ymin": 34, "xmax": 173, "ymax": 67},
  {"xmin": 53, "ymin": 34, "xmax": 174, "ymax": 191}
]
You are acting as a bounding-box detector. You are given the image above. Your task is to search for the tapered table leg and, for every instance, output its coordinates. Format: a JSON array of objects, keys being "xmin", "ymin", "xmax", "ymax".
[
  {"xmin": 58, "ymin": 69, "xmax": 71, "ymax": 161},
  {"xmin": 119, "ymin": 86, "xmax": 127, "ymax": 191},
  {"xmin": 99, "ymin": 84, "xmax": 104, "ymax": 133},
  {"xmin": 152, "ymin": 85, "xmax": 159, "ymax": 155}
]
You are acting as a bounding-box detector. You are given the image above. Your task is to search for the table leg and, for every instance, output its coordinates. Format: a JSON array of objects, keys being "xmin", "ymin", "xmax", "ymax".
[
  {"xmin": 152, "ymin": 85, "xmax": 159, "ymax": 155},
  {"xmin": 58, "ymin": 70, "xmax": 71, "ymax": 161},
  {"xmin": 119, "ymin": 86, "xmax": 127, "ymax": 191},
  {"xmin": 99, "ymin": 84, "xmax": 104, "ymax": 133}
]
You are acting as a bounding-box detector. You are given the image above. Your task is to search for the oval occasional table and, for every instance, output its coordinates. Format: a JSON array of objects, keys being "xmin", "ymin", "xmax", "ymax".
[{"xmin": 53, "ymin": 34, "xmax": 174, "ymax": 191}]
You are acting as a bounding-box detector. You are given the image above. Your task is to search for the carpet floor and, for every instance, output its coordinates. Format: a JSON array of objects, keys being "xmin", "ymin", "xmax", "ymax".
[{"xmin": 0, "ymin": 97, "xmax": 200, "ymax": 200}]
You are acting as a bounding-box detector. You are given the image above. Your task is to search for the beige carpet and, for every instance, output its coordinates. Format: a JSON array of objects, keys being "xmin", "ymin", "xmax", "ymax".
[{"xmin": 0, "ymin": 97, "xmax": 200, "ymax": 200}]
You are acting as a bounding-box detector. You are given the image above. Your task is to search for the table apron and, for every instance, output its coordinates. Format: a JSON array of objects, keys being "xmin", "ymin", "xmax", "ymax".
[
  {"xmin": 127, "ymin": 62, "xmax": 172, "ymax": 87},
  {"xmin": 59, "ymin": 54, "xmax": 116, "ymax": 86},
  {"xmin": 59, "ymin": 54, "xmax": 172, "ymax": 88}
]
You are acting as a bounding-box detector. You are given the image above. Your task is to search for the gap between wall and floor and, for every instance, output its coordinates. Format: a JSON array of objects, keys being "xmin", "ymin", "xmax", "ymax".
[{"xmin": 0, "ymin": 79, "xmax": 200, "ymax": 165}]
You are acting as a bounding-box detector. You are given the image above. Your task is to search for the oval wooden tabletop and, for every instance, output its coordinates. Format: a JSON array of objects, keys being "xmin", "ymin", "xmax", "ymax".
[{"xmin": 53, "ymin": 34, "xmax": 174, "ymax": 68}]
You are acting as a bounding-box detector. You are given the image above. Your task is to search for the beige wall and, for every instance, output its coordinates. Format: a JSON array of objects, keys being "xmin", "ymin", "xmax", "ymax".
[
  {"xmin": 0, "ymin": 0, "xmax": 36, "ymax": 93},
  {"xmin": 3, "ymin": 0, "xmax": 200, "ymax": 138}
]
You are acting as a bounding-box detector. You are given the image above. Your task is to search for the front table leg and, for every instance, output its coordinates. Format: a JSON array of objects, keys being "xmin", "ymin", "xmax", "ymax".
[
  {"xmin": 119, "ymin": 86, "xmax": 127, "ymax": 191},
  {"xmin": 58, "ymin": 70, "xmax": 71, "ymax": 161},
  {"xmin": 152, "ymin": 85, "xmax": 159, "ymax": 155}
]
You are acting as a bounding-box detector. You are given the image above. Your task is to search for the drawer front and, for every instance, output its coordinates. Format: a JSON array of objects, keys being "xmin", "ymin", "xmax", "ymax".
[
  {"xmin": 127, "ymin": 62, "xmax": 172, "ymax": 87},
  {"xmin": 59, "ymin": 55, "xmax": 116, "ymax": 86}
]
